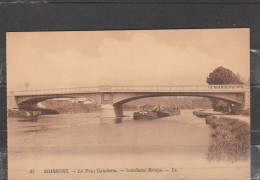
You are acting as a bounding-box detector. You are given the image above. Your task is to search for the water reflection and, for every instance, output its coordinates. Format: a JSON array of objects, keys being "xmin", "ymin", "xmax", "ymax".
[
  {"xmin": 10, "ymin": 110, "xmax": 211, "ymax": 151},
  {"xmin": 100, "ymin": 117, "xmax": 123, "ymax": 124},
  {"xmin": 23, "ymin": 129, "xmax": 49, "ymax": 133},
  {"xmin": 17, "ymin": 116, "xmax": 39, "ymax": 122}
]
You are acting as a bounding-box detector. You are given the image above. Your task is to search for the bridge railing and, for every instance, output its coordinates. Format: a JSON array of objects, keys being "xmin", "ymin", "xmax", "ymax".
[
  {"xmin": 110, "ymin": 85, "xmax": 248, "ymax": 92},
  {"xmin": 8, "ymin": 84, "xmax": 249, "ymax": 96},
  {"xmin": 8, "ymin": 87, "xmax": 100, "ymax": 96}
]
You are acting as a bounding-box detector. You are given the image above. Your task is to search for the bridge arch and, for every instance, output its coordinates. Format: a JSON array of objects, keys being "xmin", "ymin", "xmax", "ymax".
[
  {"xmin": 112, "ymin": 92, "xmax": 244, "ymax": 107},
  {"xmin": 15, "ymin": 93, "xmax": 102, "ymax": 110},
  {"xmin": 110, "ymin": 92, "xmax": 246, "ymax": 117}
]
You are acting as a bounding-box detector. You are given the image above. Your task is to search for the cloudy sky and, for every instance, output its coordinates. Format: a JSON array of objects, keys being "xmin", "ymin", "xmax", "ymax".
[{"xmin": 7, "ymin": 29, "xmax": 249, "ymax": 91}]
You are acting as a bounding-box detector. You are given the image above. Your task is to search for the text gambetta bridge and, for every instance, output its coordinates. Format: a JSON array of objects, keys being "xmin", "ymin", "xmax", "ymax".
[{"xmin": 8, "ymin": 85, "xmax": 250, "ymax": 117}]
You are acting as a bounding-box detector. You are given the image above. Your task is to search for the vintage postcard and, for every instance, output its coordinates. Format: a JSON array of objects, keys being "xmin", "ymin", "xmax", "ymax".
[{"xmin": 7, "ymin": 29, "xmax": 250, "ymax": 180}]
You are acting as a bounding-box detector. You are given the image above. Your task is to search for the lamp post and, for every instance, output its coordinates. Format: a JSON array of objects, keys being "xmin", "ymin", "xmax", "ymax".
[{"xmin": 25, "ymin": 81, "xmax": 29, "ymax": 91}]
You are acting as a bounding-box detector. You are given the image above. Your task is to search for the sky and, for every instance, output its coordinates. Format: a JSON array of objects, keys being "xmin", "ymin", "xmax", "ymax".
[{"xmin": 7, "ymin": 29, "xmax": 249, "ymax": 91}]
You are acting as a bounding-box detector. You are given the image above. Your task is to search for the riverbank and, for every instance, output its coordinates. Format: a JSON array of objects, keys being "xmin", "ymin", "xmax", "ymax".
[
  {"xmin": 206, "ymin": 115, "xmax": 250, "ymax": 161},
  {"xmin": 193, "ymin": 109, "xmax": 250, "ymax": 123},
  {"xmin": 193, "ymin": 109, "xmax": 250, "ymax": 162}
]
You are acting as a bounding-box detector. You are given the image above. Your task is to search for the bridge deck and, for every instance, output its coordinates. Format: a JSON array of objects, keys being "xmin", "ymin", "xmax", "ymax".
[{"xmin": 8, "ymin": 85, "xmax": 249, "ymax": 96}]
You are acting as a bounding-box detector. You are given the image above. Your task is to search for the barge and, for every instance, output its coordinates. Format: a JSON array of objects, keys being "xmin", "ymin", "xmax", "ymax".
[{"xmin": 133, "ymin": 105, "xmax": 180, "ymax": 120}]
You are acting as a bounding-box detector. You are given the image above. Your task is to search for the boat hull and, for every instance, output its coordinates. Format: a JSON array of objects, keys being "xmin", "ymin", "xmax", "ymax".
[
  {"xmin": 133, "ymin": 109, "xmax": 180, "ymax": 120},
  {"xmin": 133, "ymin": 111, "xmax": 158, "ymax": 120}
]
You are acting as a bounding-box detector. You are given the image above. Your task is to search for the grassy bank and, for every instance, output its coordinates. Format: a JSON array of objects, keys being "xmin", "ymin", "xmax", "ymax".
[{"xmin": 205, "ymin": 115, "xmax": 250, "ymax": 162}]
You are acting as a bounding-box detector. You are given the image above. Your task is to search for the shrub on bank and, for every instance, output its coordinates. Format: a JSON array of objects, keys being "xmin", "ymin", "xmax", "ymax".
[
  {"xmin": 205, "ymin": 116, "xmax": 250, "ymax": 162},
  {"xmin": 193, "ymin": 110, "xmax": 212, "ymax": 118}
]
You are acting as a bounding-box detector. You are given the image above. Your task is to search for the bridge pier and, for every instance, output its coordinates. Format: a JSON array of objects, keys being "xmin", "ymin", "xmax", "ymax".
[
  {"xmin": 244, "ymin": 90, "xmax": 250, "ymax": 110},
  {"xmin": 99, "ymin": 104, "xmax": 124, "ymax": 124},
  {"xmin": 114, "ymin": 105, "xmax": 124, "ymax": 117},
  {"xmin": 100, "ymin": 104, "xmax": 124, "ymax": 118},
  {"xmin": 231, "ymin": 90, "xmax": 250, "ymax": 115},
  {"xmin": 100, "ymin": 104, "xmax": 116, "ymax": 118},
  {"xmin": 100, "ymin": 91, "xmax": 124, "ymax": 122},
  {"xmin": 7, "ymin": 95, "xmax": 18, "ymax": 109}
]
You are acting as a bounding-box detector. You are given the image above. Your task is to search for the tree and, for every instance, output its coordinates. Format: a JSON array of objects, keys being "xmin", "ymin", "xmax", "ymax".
[
  {"xmin": 207, "ymin": 66, "xmax": 243, "ymax": 85},
  {"xmin": 207, "ymin": 66, "xmax": 243, "ymax": 112}
]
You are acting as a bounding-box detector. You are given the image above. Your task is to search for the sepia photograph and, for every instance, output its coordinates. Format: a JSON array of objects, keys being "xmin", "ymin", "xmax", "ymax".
[{"xmin": 7, "ymin": 29, "xmax": 250, "ymax": 180}]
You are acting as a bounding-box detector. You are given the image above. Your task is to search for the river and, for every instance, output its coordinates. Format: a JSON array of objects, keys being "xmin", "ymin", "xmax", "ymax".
[{"xmin": 8, "ymin": 110, "xmax": 250, "ymax": 180}]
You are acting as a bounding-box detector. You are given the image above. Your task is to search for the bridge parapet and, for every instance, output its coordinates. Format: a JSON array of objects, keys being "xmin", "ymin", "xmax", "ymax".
[
  {"xmin": 8, "ymin": 84, "xmax": 249, "ymax": 96},
  {"xmin": 8, "ymin": 87, "xmax": 100, "ymax": 96},
  {"xmin": 111, "ymin": 85, "xmax": 248, "ymax": 92}
]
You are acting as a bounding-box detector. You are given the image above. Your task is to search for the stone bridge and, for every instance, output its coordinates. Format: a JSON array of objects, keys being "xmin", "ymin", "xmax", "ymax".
[{"xmin": 7, "ymin": 85, "xmax": 250, "ymax": 118}]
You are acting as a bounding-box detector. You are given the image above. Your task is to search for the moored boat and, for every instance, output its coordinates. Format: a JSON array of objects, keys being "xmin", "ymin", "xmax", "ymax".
[
  {"xmin": 133, "ymin": 111, "xmax": 158, "ymax": 120},
  {"xmin": 153, "ymin": 105, "xmax": 180, "ymax": 118},
  {"xmin": 133, "ymin": 105, "xmax": 180, "ymax": 120}
]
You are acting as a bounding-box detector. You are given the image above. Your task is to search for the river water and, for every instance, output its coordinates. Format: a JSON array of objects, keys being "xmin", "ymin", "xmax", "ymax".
[{"xmin": 8, "ymin": 110, "xmax": 250, "ymax": 180}]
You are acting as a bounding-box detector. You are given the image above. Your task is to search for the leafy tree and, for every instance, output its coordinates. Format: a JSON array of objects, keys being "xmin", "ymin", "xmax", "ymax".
[
  {"xmin": 207, "ymin": 66, "xmax": 243, "ymax": 112},
  {"xmin": 207, "ymin": 66, "xmax": 243, "ymax": 85}
]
